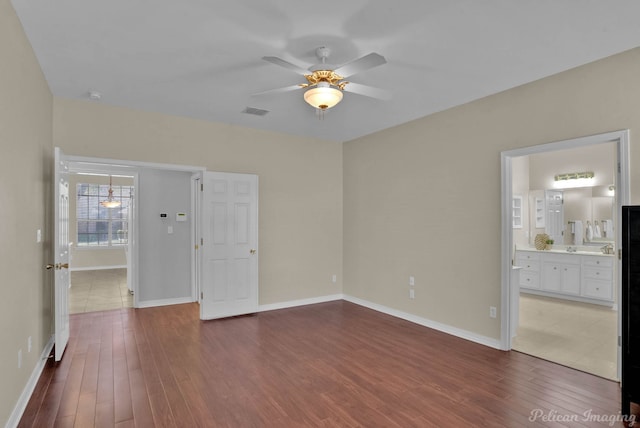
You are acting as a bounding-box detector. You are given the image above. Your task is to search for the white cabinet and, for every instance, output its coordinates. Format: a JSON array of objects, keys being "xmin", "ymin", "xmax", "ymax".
[
  {"xmin": 515, "ymin": 250, "xmax": 614, "ymax": 305},
  {"xmin": 516, "ymin": 252, "xmax": 540, "ymax": 289},
  {"xmin": 542, "ymin": 254, "xmax": 580, "ymax": 295},
  {"xmin": 581, "ymin": 256, "xmax": 614, "ymax": 301}
]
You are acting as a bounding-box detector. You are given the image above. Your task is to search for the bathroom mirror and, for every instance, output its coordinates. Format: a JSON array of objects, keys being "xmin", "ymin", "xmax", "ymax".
[{"xmin": 528, "ymin": 185, "xmax": 614, "ymax": 245}]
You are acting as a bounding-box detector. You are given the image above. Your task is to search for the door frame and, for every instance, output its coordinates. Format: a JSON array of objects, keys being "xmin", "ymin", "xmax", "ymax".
[
  {"xmin": 191, "ymin": 172, "xmax": 203, "ymax": 303},
  {"xmin": 500, "ymin": 130, "xmax": 630, "ymax": 379},
  {"xmin": 61, "ymin": 151, "xmax": 205, "ymax": 304}
]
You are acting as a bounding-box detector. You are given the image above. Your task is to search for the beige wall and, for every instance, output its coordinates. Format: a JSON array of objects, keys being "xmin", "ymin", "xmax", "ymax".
[
  {"xmin": 53, "ymin": 98, "xmax": 344, "ymax": 305},
  {"xmin": 0, "ymin": 0, "xmax": 53, "ymax": 425},
  {"xmin": 529, "ymin": 142, "xmax": 616, "ymax": 191},
  {"xmin": 343, "ymin": 47, "xmax": 640, "ymax": 340}
]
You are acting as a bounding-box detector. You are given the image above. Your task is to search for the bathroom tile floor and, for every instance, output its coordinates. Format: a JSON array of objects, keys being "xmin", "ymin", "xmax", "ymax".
[
  {"xmin": 69, "ymin": 269, "xmax": 132, "ymax": 314},
  {"xmin": 512, "ymin": 293, "xmax": 617, "ymax": 380}
]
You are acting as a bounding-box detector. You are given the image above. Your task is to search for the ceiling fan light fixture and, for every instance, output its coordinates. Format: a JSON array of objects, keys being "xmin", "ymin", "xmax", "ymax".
[{"xmin": 303, "ymin": 82, "xmax": 343, "ymax": 110}]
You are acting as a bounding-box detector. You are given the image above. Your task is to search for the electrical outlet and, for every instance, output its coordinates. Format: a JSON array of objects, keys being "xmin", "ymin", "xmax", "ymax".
[
  {"xmin": 18, "ymin": 349, "xmax": 22, "ymax": 369},
  {"xmin": 409, "ymin": 289, "xmax": 415, "ymax": 299},
  {"xmin": 489, "ymin": 306, "xmax": 497, "ymax": 318},
  {"xmin": 28, "ymin": 336, "xmax": 32, "ymax": 353},
  {"xmin": 332, "ymin": 274, "xmax": 337, "ymax": 283},
  {"xmin": 409, "ymin": 276, "xmax": 415, "ymax": 286}
]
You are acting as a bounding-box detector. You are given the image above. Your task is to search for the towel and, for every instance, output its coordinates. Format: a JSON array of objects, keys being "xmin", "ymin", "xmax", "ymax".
[
  {"xmin": 594, "ymin": 223, "xmax": 602, "ymax": 238},
  {"xmin": 603, "ymin": 219, "xmax": 613, "ymax": 237},
  {"xmin": 573, "ymin": 220, "xmax": 583, "ymax": 245},
  {"xmin": 586, "ymin": 223, "xmax": 593, "ymax": 242}
]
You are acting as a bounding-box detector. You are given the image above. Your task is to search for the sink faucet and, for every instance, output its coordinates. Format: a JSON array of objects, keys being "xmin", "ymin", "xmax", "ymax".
[
  {"xmin": 566, "ymin": 246, "xmax": 576, "ymax": 253},
  {"xmin": 601, "ymin": 243, "xmax": 614, "ymax": 255}
]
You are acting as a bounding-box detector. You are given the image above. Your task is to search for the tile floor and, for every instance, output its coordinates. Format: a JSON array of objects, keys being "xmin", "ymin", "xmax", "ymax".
[
  {"xmin": 69, "ymin": 268, "xmax": 133, "ymax": 314},
  {"xmin": 512, "ymin": 293, "xmax": 618, "ymax": 380}
]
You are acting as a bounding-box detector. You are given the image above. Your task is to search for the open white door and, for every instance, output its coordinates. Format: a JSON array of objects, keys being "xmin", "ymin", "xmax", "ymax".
[
  {"xmin": 52, "ymin": 147, "xmax": 70, "ymax": 361},
  {"xmin": 200, "ymin": 172, "xmax": 258, "ymax": 320}
]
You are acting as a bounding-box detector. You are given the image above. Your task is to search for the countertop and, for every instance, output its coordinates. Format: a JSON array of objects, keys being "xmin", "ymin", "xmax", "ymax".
[{"xmin": 516, "ymin": 245, "xmax": 614, "ymax": 257}]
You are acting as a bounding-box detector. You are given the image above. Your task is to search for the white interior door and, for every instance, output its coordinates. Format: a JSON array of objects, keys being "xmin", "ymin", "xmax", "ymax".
[
  {"xmin": 545, "ymin": 190, "xmax": 564, "ymax": 243},
  {"xmin": 200, "ymin": 172, "xmax": 258, "ymax": 320},
  {"xmin": 53, "ymin": 147, "xmax": 70, "ymax": 361}
]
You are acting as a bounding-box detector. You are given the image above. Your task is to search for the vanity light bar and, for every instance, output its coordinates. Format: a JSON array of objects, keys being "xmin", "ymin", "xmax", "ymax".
[{"xmin": 554, "ymin": 171, "xmax": 594, "ymax": 181}]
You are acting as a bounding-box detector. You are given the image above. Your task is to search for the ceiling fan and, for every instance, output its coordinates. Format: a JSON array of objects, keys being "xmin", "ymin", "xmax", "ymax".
[{"xmin": 254, "ymin": 47, "xmax": 391, "ymax": 113}]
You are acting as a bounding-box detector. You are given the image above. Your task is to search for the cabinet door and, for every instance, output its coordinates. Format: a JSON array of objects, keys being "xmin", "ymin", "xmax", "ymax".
[
  {"xmin": 561, "ymin": 265, "xmax": 580, "ymax": 295},
  {"xmin": 542, "ymin": 263, "xmax": 562, "ymax": 292}
]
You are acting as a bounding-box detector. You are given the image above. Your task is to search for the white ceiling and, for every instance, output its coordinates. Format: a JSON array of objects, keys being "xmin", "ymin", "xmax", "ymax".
[{"xmin": 11, "ymin": 0, "xmax": 640, "ymax": 142}]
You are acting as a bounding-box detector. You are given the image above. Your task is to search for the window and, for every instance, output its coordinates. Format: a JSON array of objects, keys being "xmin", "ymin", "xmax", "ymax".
[{"xmin": 76, "ymin": 183, "xmax": 133, "ymax": 247}]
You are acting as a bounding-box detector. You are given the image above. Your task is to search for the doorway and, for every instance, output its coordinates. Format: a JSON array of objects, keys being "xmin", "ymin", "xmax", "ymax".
[
  {"xmin": 500, "ymin": 130, "xmax": 630, "ymax": 381},
  {"xmin": 66, "ymin": 170, "xmax": 136, "ymax": 313}
]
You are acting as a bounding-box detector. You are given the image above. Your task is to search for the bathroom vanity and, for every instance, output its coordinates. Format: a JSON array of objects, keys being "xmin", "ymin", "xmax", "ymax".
[{"xmin": 515, "ymin": 248, "xmax": 614, "ymax": 306}]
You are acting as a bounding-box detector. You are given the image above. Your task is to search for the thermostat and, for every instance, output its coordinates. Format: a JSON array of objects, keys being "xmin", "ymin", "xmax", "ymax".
[{"xmin": 176, "ymin": 212, "xmax": 187, "ymax": 222}]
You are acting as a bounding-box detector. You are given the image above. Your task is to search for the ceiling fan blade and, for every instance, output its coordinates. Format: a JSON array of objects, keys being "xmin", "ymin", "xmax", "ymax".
[
  {"xmin": 262, "ymin": 56, "xmax": 309, "ymax": 75},
  {"xmin": 334, "ymin": 53, "xmax": 387, "ymax": 77},
  {"xmin": 342, "ymin": 82, "xmax": 392, "ymax": 100},
  {"xmin": 252, "ymin": 84, "xmax": 303, "ymax": 96}
]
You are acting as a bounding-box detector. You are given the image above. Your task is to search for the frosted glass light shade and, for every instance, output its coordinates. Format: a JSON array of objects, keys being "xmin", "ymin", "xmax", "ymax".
[{"xmin": 304, "ymin": 83, "xmax": 343, "ymax": 110}]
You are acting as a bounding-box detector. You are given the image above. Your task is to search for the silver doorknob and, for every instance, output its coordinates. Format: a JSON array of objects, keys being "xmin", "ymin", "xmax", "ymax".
[{"xmin": 250, "ymin": 249, "xmax": 257, "ymax": 255}]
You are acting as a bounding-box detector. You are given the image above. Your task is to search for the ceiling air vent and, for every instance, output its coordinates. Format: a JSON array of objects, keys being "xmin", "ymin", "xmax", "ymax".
[{"xmin": 242, "ymin": 107, "xmax": 269, "ymax": 117}]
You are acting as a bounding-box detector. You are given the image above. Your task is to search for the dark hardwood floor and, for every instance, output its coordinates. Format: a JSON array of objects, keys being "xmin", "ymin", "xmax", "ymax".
[{"xmin": 18, "ymin": 301, "xmax": 635, "ymax": 427}]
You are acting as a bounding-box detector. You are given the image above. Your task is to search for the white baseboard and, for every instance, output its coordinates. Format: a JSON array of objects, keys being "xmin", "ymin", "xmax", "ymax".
[
  {"xmin": 5, "ymin": 334, "xmax": 55, "ymax": 428},
  {"xmin": 137, "ymin": 296, "xmax": 194, "ymax": 309},
  {"xmin": 343, "ymin": 295, "xmax": 502, "ymax": 350},
  {"xmin": 69, "ymin": 265, "xmax": 127, "ymax": 272},
  {"xmin": 258, "ymin": 294, "xmax": 343, "ymax": 313}
]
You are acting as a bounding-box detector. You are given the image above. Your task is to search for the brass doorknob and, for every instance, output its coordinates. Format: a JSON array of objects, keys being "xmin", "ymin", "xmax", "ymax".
[
  {"xmin": 250, "ymin": 249, "xmax": 257, "ymax": 255},
  {"xmin": 46, "ymin": 263, "xmax": 69, "ymax": 270}
]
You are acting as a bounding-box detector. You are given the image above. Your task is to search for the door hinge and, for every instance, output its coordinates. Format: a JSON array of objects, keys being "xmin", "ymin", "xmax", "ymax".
[
  {"xmin": 618, "ymin": 162, "xmax": 621, "ymax": 173},
  {"xmin": 619, "ymin": 335, "xmax": 622, "ymax": 347},
  {"xmin": 200, "ymin": 238, "xmax": 204, "ymax": 246},
  {"xmin": 200, "ymin": 292, "xmax": 203, "ymax": 300},
  {"xmin": 619, "ymin": 249, "xmax": 622, "ymax": 260},
  {"xmin": 201, "ymin": 183, "xmax": 204, "ymax": 191}
]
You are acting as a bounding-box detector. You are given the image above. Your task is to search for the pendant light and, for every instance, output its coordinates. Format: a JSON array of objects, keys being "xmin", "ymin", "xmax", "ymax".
[{"xmin": 100, "ymin": 175, "xmax": 121, "ymax": 208}]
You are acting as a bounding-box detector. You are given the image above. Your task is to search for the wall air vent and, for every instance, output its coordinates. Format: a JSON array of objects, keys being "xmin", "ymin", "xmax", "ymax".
[{"xmin": 242, "ymin": 107, "xmax": 269, "ymax": 116}]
